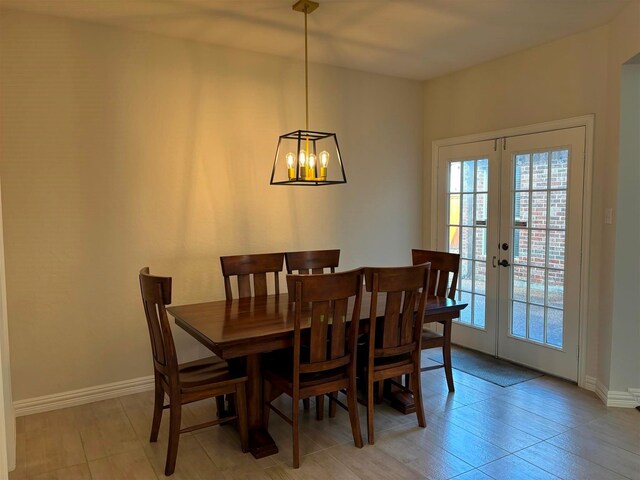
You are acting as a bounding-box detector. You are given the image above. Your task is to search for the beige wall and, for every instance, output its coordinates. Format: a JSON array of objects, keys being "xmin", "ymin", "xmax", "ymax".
[
  {"xmin": 601, "ymin": 0, "xmax": 640, "ymax": 391},
  {"xmin": 0, "ymin": 10, "xmax": 423, "ymax": 401},
  {"xmin": 422, "ymin": 1, "xmax": 640, "ymax": 385}
]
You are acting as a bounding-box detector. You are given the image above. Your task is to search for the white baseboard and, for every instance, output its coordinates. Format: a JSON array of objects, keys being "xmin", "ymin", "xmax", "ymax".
[
  {"xmin": 583, "ymin": 375, "xmax": 597, "ymax": 392},
  {"xmin": 594, "ymin": 378, "xmax": 639, "ymax": 408},
  {"xmin": 13, "ymin": 376, "xmax": 154, "ymax": 417}
]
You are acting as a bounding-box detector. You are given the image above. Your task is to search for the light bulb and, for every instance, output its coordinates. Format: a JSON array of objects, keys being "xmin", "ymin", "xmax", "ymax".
[
  {"xmin": 308, "ymin": 153, "xmax": 316, "ymax": 169},
  {"xmin": 320, "ymin": 151, "xmax": 329, "ymax": 167},
  {"xmin": 286, "ymin": 152, "xmax": 295, "ymax": 168},
  {"xmin": 298, "ymin": 150, "xmax": 307, "ymax": 166}
]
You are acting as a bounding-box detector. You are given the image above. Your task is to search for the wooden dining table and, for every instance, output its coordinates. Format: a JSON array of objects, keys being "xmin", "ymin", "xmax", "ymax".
[{"xmin": 167, "ymin": 291, "xmax": 467, "ymax": 458}]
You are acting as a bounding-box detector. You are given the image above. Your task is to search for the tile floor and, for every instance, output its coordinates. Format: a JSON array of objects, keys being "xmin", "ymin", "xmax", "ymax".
[{"xmin": 8, "ymin": 357, "xmax": 640, "ymax": 479}]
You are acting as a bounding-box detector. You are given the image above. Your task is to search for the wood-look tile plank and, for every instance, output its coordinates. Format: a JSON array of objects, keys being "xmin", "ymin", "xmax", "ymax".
[
  {"xmin": 488, "ymin": 393, "xmax": 587, "ymax": 428},
  {"xmin": 499, "ymin": 387, "xmax": 606, "ymax": 427},
  {"xmin": 88, "ymin": 448, "xmax": 158, "ymax": 480},
  {"xmin": 376, "ymin": 425, "xmax": 473, "ymax": 480},
  {"xmin": 583, "ymin": 410, "xmax": 640, "ymax": 455},
  {"xmin": 451, "ymin": 470, "xmax": 494, "ymax": 479},
  {"xmin": 466, "ymin": 398, "xmax": 569, "ymax": 440},
  {"xmin": 79, "ymin": 405, "xmax": 142, "ymax": 461},
  {"xmin": 415, "ymin": 413, "xmax": 510, "ymax": 468},
  {"xmin": 28, "ymin": 463, "xmax": 92, "ymax": 480},
  {"xmin": 444, "ymin": 405, "xmax": 541, "ymax": 452},
  {"xmin": 263, "ymin": 450, "xmax": 361, "ymax": 480},
  {"xmin": 144, "ymin": 439, "xmax": 222, "ymax": 480},
  {"xmin": 20, "ymin": 424, "xmax": 86, "ymax": 477},
  {"xmin": 326, "ymin": 439, "xmax": 429, "ymax": 480},
  {"xmin": 515, "ymin": 442, "xmax": 629, "ymax": 480},
  {"xmin": 546, "ymin": 427, "xmax": 640, "ymax": 479},
  {"xmin": 195, "ymin": 423, "xmax": 277, "ymax": 471},
  {"xmin": 479, "ymin": 455, "xmax": 561, "ymax": 479}
]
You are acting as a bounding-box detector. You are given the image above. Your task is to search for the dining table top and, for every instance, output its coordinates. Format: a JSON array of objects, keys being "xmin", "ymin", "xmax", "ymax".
[{"xmin": 167, "ymin": 292, "xmax": 467, "ymax": 360}]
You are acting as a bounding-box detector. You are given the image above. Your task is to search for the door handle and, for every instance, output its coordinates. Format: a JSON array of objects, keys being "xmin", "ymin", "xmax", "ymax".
[{"xmin": 498, "ymin": 259, "xmax": 511, "ymax": 267}]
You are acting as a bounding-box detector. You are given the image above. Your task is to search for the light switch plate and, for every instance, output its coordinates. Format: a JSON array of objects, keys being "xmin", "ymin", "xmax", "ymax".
[{"xmin": 604, "ymin": 208, "xmax": 613, "ymax": 224}]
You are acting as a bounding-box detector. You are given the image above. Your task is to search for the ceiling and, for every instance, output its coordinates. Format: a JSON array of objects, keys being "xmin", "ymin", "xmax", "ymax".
[{"xmin": 0, "ymin": 0, "xmax": 629, "ymax": 79}]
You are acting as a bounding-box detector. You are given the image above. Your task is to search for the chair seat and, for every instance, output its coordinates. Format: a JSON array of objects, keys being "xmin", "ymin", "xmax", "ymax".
[
  {"xmin": 178, "ymin": 356, "xmax": 247, "ymax": 391},
  {"xmin": 264, "ymin": 360, "xmax": 348, "ymax": 392}
]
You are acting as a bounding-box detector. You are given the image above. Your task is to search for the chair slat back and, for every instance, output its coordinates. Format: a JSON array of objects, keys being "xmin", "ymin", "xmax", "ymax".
[
  {"xmin": 220, "ymin": 253, "xmax": 285, "ymax": 299},
  {"xmin": 412, "ymin": 249, "xmax": 460, "ymax": 299},
  {"xmin": 139, "ymin": 267, "xmax": 178, "ymax": 382},
  {"xmin": 364, "ymin": 264, "xmax": 430, "ymax": 358},
  {"xmin": 285, "ymin": 249, "xmax": 340, "ymax": 275},
  {"xmin": 287, "ymin": 269, "xmax": 364, "ymax": 377}
]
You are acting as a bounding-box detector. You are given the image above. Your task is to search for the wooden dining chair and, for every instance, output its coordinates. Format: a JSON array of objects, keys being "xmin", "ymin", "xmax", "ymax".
[
  {"xmin": 220, "ymin": 252, "xmax": 285, "ymax": 299},
  {"xmin": 262, "ymin": 269, "xmax": 364, "ymax": 468},
  {"xmin": 285, "ymin": 248, "xmax": 340, "ymax": 417},
  {"xmin": 285, "ymin": 249, "xmax": 340, "ymax": 274},
  {"xmin": 412, "ymin": 249, "xmax": 460, "ymax": 392},
  {"xmin": 361, "ymin": 263, "xmax": 430, "ymax": 445},
  {"xmin": 139, "ymin": 267, "xmax": 249, "ymax": 476}
]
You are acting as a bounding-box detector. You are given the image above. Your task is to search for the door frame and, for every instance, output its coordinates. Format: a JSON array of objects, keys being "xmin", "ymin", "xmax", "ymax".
[{"xmin": 430, "ymin": 115, "xmax": 594, "ymax": 388}]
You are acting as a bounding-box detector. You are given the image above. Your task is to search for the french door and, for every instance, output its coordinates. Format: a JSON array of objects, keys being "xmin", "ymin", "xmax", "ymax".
[{"xmin": 436, "ymin": 127, "xmax": 586, "ymax": 381}]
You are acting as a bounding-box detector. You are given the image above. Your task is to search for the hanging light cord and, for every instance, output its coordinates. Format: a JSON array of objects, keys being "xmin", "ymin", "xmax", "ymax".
[{"xmin": 304, "ymin": 5, "xmax": 309, "ymax": 131}]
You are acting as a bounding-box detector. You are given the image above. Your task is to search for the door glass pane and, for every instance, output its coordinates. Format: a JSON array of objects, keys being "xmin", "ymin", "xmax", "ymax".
[
  {"xmin": 532, "ymin": 152, "xmax": 549, "ymax": 189},
  {"xmin": 549, "ymin": 191, "xmax": 566, "ymax": 229},
  {"xmin": 462, "ymin": 194, "xmax": 474, "ymax": 225},
  {"xmin": 531, "ymin": 192, "xmax": 548, "ymax": 228},
  {"xmin": 550, "ymin": 150, "xmax": 568, "ymax": 189},
  {"xmin": 512, "ymin": 301, "xmax": 527, "ymax": 337},
  {"xmin": 476, "ymin": 159, "xmax": 488, "ymax": 192},
  {"xmin": 475, "ymin": 261, "xmax": 486, "ymax": 295},
  {"xmin": 463, "ymin": 161, "xmax": 475, "ymax": 192},
  {"xmin": 474, "ymin": 295, "xmax": 486, "ymax": 328},
  {"xmin": 509, "ymin": 148, "xmax": 569, "ymax": 349},
  {"xmin": 460, "ymin": 259, "xmax": 472, "ymax": 292},
  {"xmin": 513, "ymin": 266, "xmax": 528, "ymax": 302},
  {"xmin": 547, "ymin": 308, "xmax": 563, "ymax": 347},
  {"xmin": 476, "ymin": 193, "xmax": 488, "ymax": 222},
  {"xmin": 459, "ymin": 291, "xmax": 472, "ymax": 324},
  {"xmin": 530, "ymin": 230, "xmax": 547, "ymax": 267},
  {"xmin": 513, "ymin": 229, "xmax": 529, "ymax": 265},
  {"xmin": 461, "ymin": 227, "xmax": 473, "ymax": 259},
  {"xmin": 449, "ymin": 194, "xmax": 460, "ymax": 225},
  {"xmin": 529, "ymin": 305, "xmax": 545, "ymax": 342},
  {"xmin": 449, "ymin": 227, "xmax": 459, "ymax": 253},
  {"xmin": 515, "ymin": 154, "xmax": 530, "ymax": 190},
  {"xmin": 450, "ymin": 162, "xmax": 461, "ymax": 192},
  {"xmin": 529, "ymin": 268, "xmax": 545, "ymax": 305},
  {"xmin": 548, "ymin": 269, "xmax": 564, "ymax": 308},
  {"xmin": 475, "ymin": 228, "xmax": 487, "ymax": 261},
  {"xmin": 514, "ymin": 192, "xmax": 529, "ymax": 226}
]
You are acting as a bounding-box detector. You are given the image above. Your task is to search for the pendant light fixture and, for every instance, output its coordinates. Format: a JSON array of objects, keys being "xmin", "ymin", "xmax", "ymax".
[{"xmin": 270, "ymin": 0, "xmax": 347, "ymax": 186}]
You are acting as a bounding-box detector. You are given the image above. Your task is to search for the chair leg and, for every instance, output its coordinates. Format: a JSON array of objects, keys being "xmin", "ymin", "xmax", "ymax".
[
  {"xmin": 346, "ymin": 382, "xmax": 363, "ymax": 448},
  {"xmin": 292, "ymin": 394, "xmax": 300, "ymax": 468},
  {"xmin": 165, "ymin": 400, "xmax": 182, "ymax": 476},
  {"xmin": 215, "ymin": 396, "xmax": 226, "ymax": 419},
  {"xmin": 442, "ymin": 321, "xmax": 455, "ymax": 392},
  {"xmin": 367, "ymin": 378, "xmax": 375, "ymax": 445},
  {"xmin": 315, "ymin": 395, "xmax": 324, "ymax": 421},
  {"xmin": 411, "ymin": 369, "xmax": 426, "ymax": 428},
  {"xmin": 303, "ymin": 398, "xmax": 310, "ymax": 410},
  {"xmin": 329, "ymin": 391, "xmax": 337, "ymax": 418},
  {"xmin": 235, "ymin": 383, "xmax": 249, "ymax": 453},
  {"xmin": 375, "ymin": 381, "xmax": 384, "ymax": 404},
  {"xmin": 150, "ymin": 378, "xmax": 163, "ymax": 443}
]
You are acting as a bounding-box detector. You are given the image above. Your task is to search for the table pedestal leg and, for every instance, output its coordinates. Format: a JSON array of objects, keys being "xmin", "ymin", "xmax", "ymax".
[{"xmin": 245, "ymin": 353, "xmax": 278, "ymax": 458}]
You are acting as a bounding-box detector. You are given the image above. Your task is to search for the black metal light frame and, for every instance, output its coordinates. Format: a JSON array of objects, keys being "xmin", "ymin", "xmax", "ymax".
[{"xmin": 270, "ymin": 130, "xmax": 347, "ymax": 186}]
